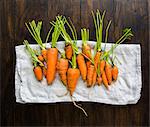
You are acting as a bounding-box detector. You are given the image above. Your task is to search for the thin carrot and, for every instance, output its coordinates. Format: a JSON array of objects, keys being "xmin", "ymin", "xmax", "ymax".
[
  {"xmin": 92, "ymin": 51, "xmax": 101, "ymax": 85},
  {"xmin": 87, "ymin": 65, "xmax": 95, "ymax": 87},
  {"xmin": 102, "ymin": 71, "xmax": 109, "ymax": 89},
  {"xmin": 112, "ymin": 65, "xmax": 118, "ymax": 81},
  {"xmin": 57, "ymin": 56, "xmax": 69, "ymax": 85},
  {"xmin": 42, "ymin": 66, "xmax": 47, "ymax": 77},
  {"xmin": 65, "ymin": 44, "xmax": 73, "ymax": 60},
  {"xmin": 86, "ymin": 61, "xmax": 91, "ymax": 69},
  {"xmin": 97, "ymin": 76, "xmax": 102, "ymax": 86},
  {"xmin": 38, "ymin": 55, "xmax": 44, "ymax": 62},
  {"xmin": 105, "ymin": 62, "xmax": 112, "ymax": 85},
  {"xmin": 41, "ymin": 49, "xmax": 47, "ymax": 60},
  {"xmin": 77, "ymin": 54, "xmax": 87, "ymax": 81},
  {"xmin": 100, "ymin": 60, "xmax": 106, "ymax": 74}
]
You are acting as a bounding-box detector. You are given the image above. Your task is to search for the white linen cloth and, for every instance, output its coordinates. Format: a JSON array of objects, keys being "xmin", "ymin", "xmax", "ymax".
[{"xmin": 15, "ymin": 41, "xmax": 142, "ymax": 105}]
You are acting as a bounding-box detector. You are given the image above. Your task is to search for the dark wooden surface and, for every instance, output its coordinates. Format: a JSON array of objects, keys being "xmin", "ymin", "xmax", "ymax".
[{"xmin": 1, "ymin": 0, "xmax": 149, "ymax": 126}]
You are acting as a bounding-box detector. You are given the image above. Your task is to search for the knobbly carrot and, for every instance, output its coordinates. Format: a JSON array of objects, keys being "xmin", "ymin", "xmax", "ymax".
[
  {"xmin": 97, "ymin": 76, "xmax": 102, "ymax": 86},
  {"xmin": 67, "ymin": 68, "xmax": 80, "ymax": 96},
  {"xmin": 34, "ymin": 66, "xmax": 43, "ymax": 81},
  {"xmin": 23, "ymin": 40, "xmax": 44, "ymax": 81},
  {"xmin": 102, "ymin": 71, "xmax": 109, "ymax": 89},
  {"xmin": 112, "ymin": 65, "xmax": 118, "ymax": 81},
  {"xmin": 41, "ymin": 49, "xmax": 47, "ymax": 60},
  {"xmin": 77, "ymin": 54, "xmax": 87, "ymax": 81},
  {"xmin": 87, "ymin": 65, "xmax": 95, "ymax": 87},
  {"xmin": 105, "ymin": 62, "xmax": 112, "ymax": 85},
  {"xmin": 65, "ymin": 44, "xmax": 73, "ymax": 60},
  {"xmin": 57, "ymin": 56, "xmax": 69, "ymax": 85},
  {"xmin": 92, "ymin": 51, "xmax": 101, "ymax": 85}
]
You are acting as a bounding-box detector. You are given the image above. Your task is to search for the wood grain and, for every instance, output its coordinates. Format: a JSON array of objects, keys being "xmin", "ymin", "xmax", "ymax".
[{"xmin": 1, "ymin": 0, "xmax": 149, "ymax": 126}]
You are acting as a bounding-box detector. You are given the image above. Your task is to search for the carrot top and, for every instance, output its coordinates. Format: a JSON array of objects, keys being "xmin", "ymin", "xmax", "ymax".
[
  {"xmin": 81, "ymin": 28, "xmax": 89, "ymax": 46},
  {"xmin": 23, "ymin": 40, "xmax": 44, "ymax": 67},
  {"xmin": 92, "ymin": 10, "xmax": 106, "ymax": 53}
]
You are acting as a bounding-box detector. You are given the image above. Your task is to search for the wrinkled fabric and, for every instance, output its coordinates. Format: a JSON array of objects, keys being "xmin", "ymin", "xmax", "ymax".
[{"xmin": 15, "ymin": 41, "xmax": 142, "ymax": 105}]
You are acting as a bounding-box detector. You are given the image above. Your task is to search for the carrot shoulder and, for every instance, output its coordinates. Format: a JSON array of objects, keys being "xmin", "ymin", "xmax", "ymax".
[
  {"xmin": 46, "ymin": 48, "xmax": 58, "ymax": 85},
  {"xmin": 67, "ymin": 68, "xmax": 80, "ymax": 96},
  {"xmin": 77, "ymin": 54, "xmax": 87, "ymax": 81},
  {"xmin": 65, "ymin": 44, "xmax": 73, "ymax": 60}
]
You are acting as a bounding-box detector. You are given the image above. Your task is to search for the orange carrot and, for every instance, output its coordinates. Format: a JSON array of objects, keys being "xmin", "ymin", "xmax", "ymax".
[
  {"xmin": 38, "ymin": 55, "xmax": 44, "ymax": 62},
  {"xmin": 65, "ymin": 44, "xmax": 73, "ymax": 60},
  {"xmin": 105, "ymin": 62, "xmax": 112, "ymax": 85},
  {"xmin": 33, "ymin": 66, "xmax": 43, "ymax": 81},
  {"xmin": 97, "ymin": 76, "xmax": 102, "ymax": 86},
  {"xmin": 100, "ymin": 60, "xmax": 105, "ymax": 74},
  {"xmin": 46, "ymin": 48, "xmax": 58, "ymax": 85},
  {"xmin": 57, "ymin": 58, "xmax": 69, "ymax": 85},
  {"xmin": 86, "ymin": 61, "xmax": 91, "ymax": 69},
  {"xmin": 112, "ymin": 65, "xmax": 118, "ymax": 81},
  {"xmin": 82, "ymin": 44, "xmax": 91, "ymax": 59},
  {"xmin": 87, "ymin": 65, "xmax": 95, "ymax": 87},
  {"xmin": 92, "ymin": 52, "xmax": 101, "ymax": 85},
  {"xmin": 67, "ymin": 68, "xmax": 80, "ymax": 96},
  {"xmin": 102, "ymin": 71, "xmax": 109, "ymax": 89},
  {"xmin": 41, "ymin": 49, "xmax": 47, "ymax": 60},
  {"xmin": 42, "ymin": 66, "xmax": 47, "ymax": 77},
  {"xmin": 77, "ymin": 54, "xmax": 87, "ymax": 81}
]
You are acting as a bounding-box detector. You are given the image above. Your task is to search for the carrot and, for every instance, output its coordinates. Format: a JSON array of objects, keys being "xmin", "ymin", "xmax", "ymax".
[
  {"xmin": 97, "ymin": 76, "xmax": 102, "ymax": 85},
  {"xmin": 112, "ymin": 65, "xmax": 118, "ymax": 81},
  {"xmin": 42, "ymin": 66, "xmax": 47, "ymax": 77},
  {"xmin": 81, "ymin": 28, "xmax": 91, "ymax": 59},
  {"xmin": 46, "ymin": 48, "xmax": 58, "ymax": 84},
  {"xmin": 34, "ymin": 66, "xmax": 43, "ymax": 81},
  {"xmin": 23, "ymin": 40, "xmax": 44, "ymax": 81},
  {"xmin": 41, "ymin": 49, "xmax": 47, "ymax": 60},
  {"xmin": 65, "ymin": 44, "xmax": 73, "ymax": 60},
  {"xmin": 87, "ymin": 65, "xmax": 95, "ymax": 87},
  {"xmin": 92, "ymin": 52, "xmax": 101, "ymax": 85},
  {"xmin": 102, "ymin": 71, "xmax": 109, "ymax": 89},
  {"xmin": 57, "ymin": 57, "xmax": 69, "ymax": 85},
  {"xmin": 38, "ymin": 55, "xmax": 44, "ymax": 62},
  {"xmin": 67, "ymin": 68, "xmax": 80, "ymax": 96},
  {"xmin": 100, "ymin": 60, "xmax": 106, "ymax": 74},
  {"xmin": 86, "ymin": 61, "xmax": 91, "ymax": 69},
  {"xmin": 77, "ymin": 54, "xmax": 87, "ymax": 81},
  {"xmin": 105, "ymin": 62, "xmax": 112, "ymax": 85}
]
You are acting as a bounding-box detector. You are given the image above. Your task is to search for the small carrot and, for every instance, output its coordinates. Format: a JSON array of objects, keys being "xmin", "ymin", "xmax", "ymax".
[
  {"xmin": 41, "ymin": 49, "xmax": 47, "ymax": 60},
  {"xmin": 42, "ymin": 66, "xmax": 47, "ymax": 77},
  {"xmin": 65, "ymin": 44, "xmax": 73, "ymax": 60},
  {"xmin": 97, "ymin": 76, "xmax": 102, "ymax": 86},
  {"xmin": 92, "ymin": 51, "xmax": 101, "ymax": 85},
  {"xmin": 38, "ymin": 55, "xmax": 44, "ymax": 62},
  {"xmin": 100, "ymin": 60, "xmax": 106, "ymax": 74},
  {"xmin": 102, "ymin": 71, "xmax": 109, "ymax": 89},
  {"xmin": 105, "ymin": 62, "xmax": 112, "ymax": 85},
  {"xmin": 112, "ymin": 65, "xmax": 118, "ymax": 81},
  {"xmin": 23, "ymin": 40, "xmax": 44, "ymax": 81},
  {"xmin": 57, "ymin": 57, "xmax": 69, "ymax": 85},
  {"xmin": 86, "ymin": 61, "xmax": 91, "ymax": 69},
  {"xmin": 34, "ymin": 66, "xmax": 43, "ymax": 81},
  {"xmin": 77, "ymin": 54, "xmax": 87, "ymax": 81},
  {"xmin": 87, "ymin": 65, "xmax": 95, "ymax": 87}
]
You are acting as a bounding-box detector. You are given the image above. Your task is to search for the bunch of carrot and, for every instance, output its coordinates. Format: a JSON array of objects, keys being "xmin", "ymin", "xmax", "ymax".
[{"xmin": 23, "ymin": 10, "xmax": 133, "ymax": 116}]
